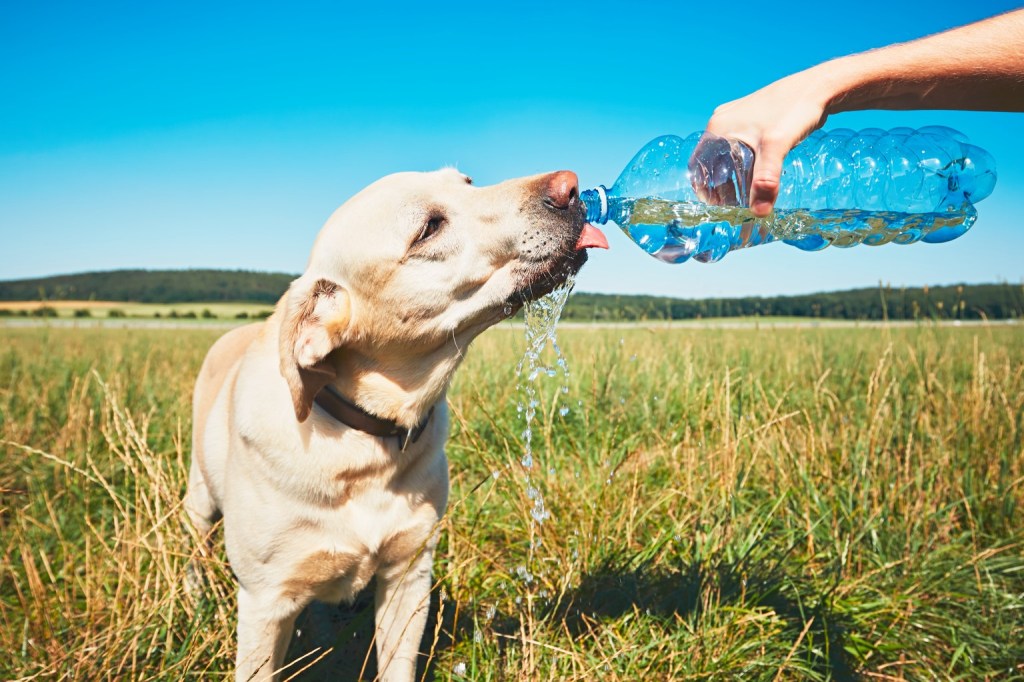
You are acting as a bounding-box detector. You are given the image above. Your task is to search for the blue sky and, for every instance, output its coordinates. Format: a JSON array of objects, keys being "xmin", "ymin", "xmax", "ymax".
[{"xmin": 2, "ymin": 0, "xmax": 1022, "ymax": 298}]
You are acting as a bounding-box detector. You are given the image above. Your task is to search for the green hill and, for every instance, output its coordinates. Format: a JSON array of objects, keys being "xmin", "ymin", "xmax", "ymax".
[
  {"xmin": 0, "ymin": 270, "xmax": 1021, "ymax": 321},
  {"xmin": 562, "ymin": 284, "xmax": 1024, "ymax": 321},
  {"xmin": 0, "ymin": 269, "xmax": 295, "ymax": 305}
]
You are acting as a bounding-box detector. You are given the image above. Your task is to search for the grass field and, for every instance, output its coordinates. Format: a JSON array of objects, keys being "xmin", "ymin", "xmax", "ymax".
[{"xmin": 1, "ymin": 322, "xmax": 1022, "ymax": 680}]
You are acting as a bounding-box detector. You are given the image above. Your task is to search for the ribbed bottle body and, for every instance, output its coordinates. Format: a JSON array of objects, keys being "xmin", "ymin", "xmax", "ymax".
[{"xmin": 581, "ymin": 127, "xmax": 995, "ymax": 264}]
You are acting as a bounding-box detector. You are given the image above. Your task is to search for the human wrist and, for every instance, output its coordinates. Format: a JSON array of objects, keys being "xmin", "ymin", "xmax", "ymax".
[{"xmin": 813, "ymin": 55, "xmax": 872, "ymax": 116}]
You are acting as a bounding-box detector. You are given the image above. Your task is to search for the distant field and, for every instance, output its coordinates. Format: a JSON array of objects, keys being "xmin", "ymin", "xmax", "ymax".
[
  {"xmin": 0, "ymin": 299, "xmax": 274, "ymax": 319},
  {"xmin": 2, "ymin": 308, "xmax": 1018, "ymax": 332},
  {"xmin": 1, "ymin": 323, "xmax": 1022, "ymax": 680}
]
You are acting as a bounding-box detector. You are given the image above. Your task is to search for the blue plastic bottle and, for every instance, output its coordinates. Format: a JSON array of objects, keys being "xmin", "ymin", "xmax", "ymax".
[{"xmin": 580, "ymin": 127, "xmax": 997, "ymax": 264}]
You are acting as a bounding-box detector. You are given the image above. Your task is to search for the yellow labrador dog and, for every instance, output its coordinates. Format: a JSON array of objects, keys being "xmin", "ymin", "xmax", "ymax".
[{"xmin": 185, "ymin": 168, "xmax": 608, "ymax": 681}]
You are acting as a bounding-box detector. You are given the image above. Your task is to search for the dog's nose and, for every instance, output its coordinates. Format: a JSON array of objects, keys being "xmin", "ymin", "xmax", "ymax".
[{"xmin": 544, "ymin": 170, "xmax": 579, "ymax": 210}]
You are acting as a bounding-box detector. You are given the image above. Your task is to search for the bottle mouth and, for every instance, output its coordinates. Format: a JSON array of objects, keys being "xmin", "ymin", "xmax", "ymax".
[{"xmin": 580, "ymin": 186, "xmax": 609, "ymax": 224}]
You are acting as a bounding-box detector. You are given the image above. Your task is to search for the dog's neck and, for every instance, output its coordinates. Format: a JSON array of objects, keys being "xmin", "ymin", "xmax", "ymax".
[{"xmin": 326, "ymin": 344, "xmax": 464, "ymax": 429}]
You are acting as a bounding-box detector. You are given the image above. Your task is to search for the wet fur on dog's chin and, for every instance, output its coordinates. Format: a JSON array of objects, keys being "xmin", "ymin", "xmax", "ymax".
[{"xmin": 508, "ymin": 245, "xmax": 588, "ymax": 307}]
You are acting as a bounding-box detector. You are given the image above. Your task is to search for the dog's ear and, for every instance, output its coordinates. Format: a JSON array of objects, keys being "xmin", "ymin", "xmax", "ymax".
[{"xmin": 279, "ymin": 277, "xmax": 352, "ymax": 422}]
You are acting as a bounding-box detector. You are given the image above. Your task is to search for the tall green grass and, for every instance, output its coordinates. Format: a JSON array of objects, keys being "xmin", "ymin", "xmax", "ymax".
[{"xmin": 1, "ymin": 323, "xmax": 1022, "ymax": 680}]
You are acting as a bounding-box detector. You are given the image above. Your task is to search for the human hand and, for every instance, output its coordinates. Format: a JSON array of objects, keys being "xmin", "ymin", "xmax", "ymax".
[{"xmin": 696, "ymin": 68, "xmax": 834, "ymax": 217}]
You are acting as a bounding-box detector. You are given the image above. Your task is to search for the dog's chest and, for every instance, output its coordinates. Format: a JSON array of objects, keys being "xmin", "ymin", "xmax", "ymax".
[{"xmin": 278, "ymin": 485, "xmax": 439, "ymax": 605}]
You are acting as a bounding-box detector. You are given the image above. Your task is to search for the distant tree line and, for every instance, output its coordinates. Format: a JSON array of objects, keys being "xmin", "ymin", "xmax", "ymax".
[
  {"xmin": 561, "ymin": 284, "xmax": 1024, "ymax": 321},
  {"xmin": 0, "ymin": 269, "xmax": 295, "ymax": 304},
  {"xmin": 1, "ymin": 270, "xmax": 1021, "ymax": 321}
]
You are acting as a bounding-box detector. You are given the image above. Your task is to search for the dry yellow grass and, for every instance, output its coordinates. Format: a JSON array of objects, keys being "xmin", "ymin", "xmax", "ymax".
[{"xmin": 1, "ymin": 323, "xmax": 1022, "ymax": 680}]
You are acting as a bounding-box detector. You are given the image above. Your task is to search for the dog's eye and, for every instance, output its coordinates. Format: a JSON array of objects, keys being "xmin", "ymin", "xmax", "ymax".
[{"xmin": 414, "ymin": 214, "xmax": 446, "ymax": 245}]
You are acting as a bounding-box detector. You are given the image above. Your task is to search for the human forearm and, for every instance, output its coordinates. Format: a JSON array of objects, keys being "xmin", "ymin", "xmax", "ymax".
[{"xmin": 822, "ymin": 8, "xmax": 1024, "ymax": 113}]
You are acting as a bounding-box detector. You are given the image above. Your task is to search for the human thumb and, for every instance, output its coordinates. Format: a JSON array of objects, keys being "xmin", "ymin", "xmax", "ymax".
[{"xmin": 749, "ymin": 137, "xmax": 788, "ymax": 218}]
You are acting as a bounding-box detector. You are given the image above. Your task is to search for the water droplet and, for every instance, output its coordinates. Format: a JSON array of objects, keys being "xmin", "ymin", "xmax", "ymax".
[
  {"xmin": 559, "ymin": 406, "xmax": 570, "ymax": 416},
  {"xmin": 492, "ymin": 470, "xmax": 501, "ymax": 480},
  {"xmin": 521, "ymin": 454, "xmax": 533, "ymax": 468}
]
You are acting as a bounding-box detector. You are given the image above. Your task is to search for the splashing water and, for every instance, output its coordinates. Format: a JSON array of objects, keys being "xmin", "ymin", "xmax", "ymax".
[{"xmin": 515, "ymin": 273, "xmax": 575, "ymax": 528}]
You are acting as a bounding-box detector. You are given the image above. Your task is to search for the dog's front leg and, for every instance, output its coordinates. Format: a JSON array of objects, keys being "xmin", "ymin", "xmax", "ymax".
[
  {"xmin": 374, "ymin": 549, "xmax": 434, "ymax": 682},
  {"xmin": 235, "ymin": 586, "xmax": 298, "ymax": 682}
]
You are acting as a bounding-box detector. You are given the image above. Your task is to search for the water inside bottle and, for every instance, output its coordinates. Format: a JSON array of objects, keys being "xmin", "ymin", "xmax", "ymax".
[{"xmin": 614, "ymin": 197, "xmax": 977, "ymax": 264}]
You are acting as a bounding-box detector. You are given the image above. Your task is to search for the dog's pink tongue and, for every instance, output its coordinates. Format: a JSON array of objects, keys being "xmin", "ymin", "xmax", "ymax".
[{"xmin": 575, "ymin": 223, "xmax": 609, "ymax": 250}]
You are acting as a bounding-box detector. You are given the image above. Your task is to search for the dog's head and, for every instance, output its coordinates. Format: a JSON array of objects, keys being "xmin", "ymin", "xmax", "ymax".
[{"xmin": 277, "ymin": 168, "xmax": 607, "ymax": 423}]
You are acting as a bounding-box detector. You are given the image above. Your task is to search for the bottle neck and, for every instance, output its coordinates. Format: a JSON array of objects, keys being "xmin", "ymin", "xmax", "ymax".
[{"xmin": 580, "ymin": 186, "xmax": 610, "ymax": 224}]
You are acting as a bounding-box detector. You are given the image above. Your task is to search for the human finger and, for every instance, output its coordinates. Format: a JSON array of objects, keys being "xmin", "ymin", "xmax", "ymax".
[{"xmin": 749, "ymin": 135, "xmax": 789, "ymax": 217}]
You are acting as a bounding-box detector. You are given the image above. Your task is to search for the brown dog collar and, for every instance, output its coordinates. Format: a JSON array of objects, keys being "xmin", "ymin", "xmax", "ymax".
[{"xmin": 313, "ymin": 384, "xmax": 434, "ymax": 451}]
